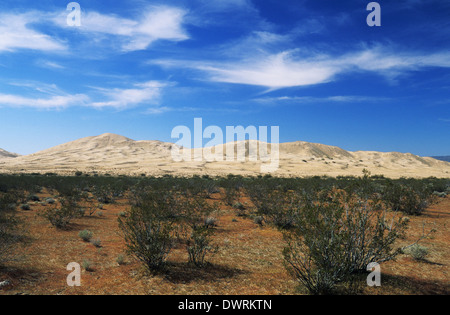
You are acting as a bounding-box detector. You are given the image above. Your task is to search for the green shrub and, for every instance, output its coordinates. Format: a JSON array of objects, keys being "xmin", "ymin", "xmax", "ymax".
[
  {"xmin": 433, "ymin": 191, "xmax": 447, "ymax": 198},
  {"xmin": 382, "ymin": 182, "xmax": 435, "ymax": 215},
  {"xmin": 232, "ymin": 202, "xmax": 245, "ymax": 210},
  {"xmin": 79, "ymin": 230, "xmax": 93, "ymax": 242},
  {"xmin": 82, "ymin": 259, "xmax": 93, "ymax": 271},
  {"xmin": 20, "ymin": 204, "xmax": 31, "ymax": 211},
  {"xmin": 116, "ymin": 254, "xmax": 126, "ymax": 265},
  {"xmin": 283, "ymin": 191, "xmax": 409, "ymax": 295},
  {"xmin": 254, "ymin": 216, "xmax": 264, "ymax": 226},
  {"xmin": 28, "ymin": 195, "xmax": 40, "ymax": 202},
  {"xmin": 45, "ymin": 198, "xmax": 56, "ymax": 204},
  {"xmin": 204, "ymin": 217, "xmax": 217, "ymax": 228},
  {"xmin": 186, "ymin": 226, "xmax": 217, "ymax": 267},
  {"xmin": 40, "ymin": 198, "xmax": 82, "ymax": 229},
  {"xmin": 251, "ymin": 190, "xmax": 299, "ymax": 229},
  {"xmin": 407, "ymin": 244, "xmax": 429, "ymax": 261},
  {"xmin": 118, "ymin": 192, "xmax": 176, "ymax": 273},
  {"xmin": 91, "ymin": 238, "xmax": 102, "ymax": 248}
]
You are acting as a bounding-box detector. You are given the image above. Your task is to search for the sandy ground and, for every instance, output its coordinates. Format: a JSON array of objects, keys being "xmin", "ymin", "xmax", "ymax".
[{"xmin": 1, "ymin": 133, "xmax": 449, "ymax": 178}]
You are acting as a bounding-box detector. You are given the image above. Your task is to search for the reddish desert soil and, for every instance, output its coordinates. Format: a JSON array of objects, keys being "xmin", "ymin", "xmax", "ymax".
[{"xmin": 0, "ymin": 191, "xmax": 449, "ymax": 295}]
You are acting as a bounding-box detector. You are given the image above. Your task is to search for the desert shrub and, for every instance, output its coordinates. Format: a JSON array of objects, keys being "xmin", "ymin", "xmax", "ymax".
[
  {"xmin": 79, "ymin": 230, "xmax": 93, "ymax": 242},
  {"xmin": 253, "ymin": 216, "xmax": 264, "ymax": 226},
  {"xmin": 82, "ymin": 259, "xmax": 93, "ymax": 271},
  {"xmin": 433, "ymin": 191, "xmax": 447, "ymax": 198},
  {"xmin": 176, "ymin": 196, "xmax": 218, "ymax": 267},
  {"xmin": 232, "ymin": 202, "xmax": 247, "ymax": 217},
  {"xmin": 45, "ymin": 198, "xmax": 56, "ymax": 204},
  {"xmin": 186, "ymin": 226, "xmax": 217, "ymax": 267},
  {"xmin": 232, "ymin": 202, "xmax": 245, "ymax": 210},
  {"xmin": 407, "ymin": 244, "xmax": 429, "ymax": 261},
  {"xmin": 91, "ymin": 238, "xmax": 102, "ymax": 248},
  {"xmin": 40, "ymin": 198, "xmax": 83, "ymax": 229},
  {"xmin": 116, "ymin": 254, "xmax": 126, "ymax": 265},
  {"xmin": 28, "ymin": 194, "xmax": 40, "ymax": 202},
  {"xmin": 251, "ymin": 189, "xmax": 300, "ymax": 229},
  {"xmin": 118, "ymin": 192, "xmax": 177, "ymax": 272},
  {"xmin": 0, "ymin": 193, "xmax": 24, "ymax": 266},
  {"xmin": 204, "ymin": 217, "xmax": 217, "ymax": 228},
  {"xmin": 382, "ymin": 181, "xmax": 435, "ymax": 215},
  {"xmin": 20, "ymin": 204, "xmax": 31, "ymax": 211},
  {"xmin": 283, "ymin": 191, "xmax": 409, "ymax": 295},
  {"xmin": 223, "ymin": 179, "xmax": 243, "ymax": 206}
]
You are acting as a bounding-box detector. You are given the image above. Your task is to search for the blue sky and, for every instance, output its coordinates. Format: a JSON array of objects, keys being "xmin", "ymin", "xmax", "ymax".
[{"xmin": 0, "ymin": 0, "xmax": 449, "ymax": 156}]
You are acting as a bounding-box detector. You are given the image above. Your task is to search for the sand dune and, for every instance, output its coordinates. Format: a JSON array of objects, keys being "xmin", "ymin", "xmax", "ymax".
[
  {"xmin": 0, "ymin": 133, "xmax": 449, "ymax": 178},
  {"xmin": 0, "ymin": 148, "xmax": 20, "ymax": 159}
]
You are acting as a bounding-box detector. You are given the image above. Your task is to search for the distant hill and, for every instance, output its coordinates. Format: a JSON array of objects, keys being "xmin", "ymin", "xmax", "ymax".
[
  {"xmin": 0, "ymin": 148, "xmax": 20, "ymax": 159},
  {"xmin": 1, "ymin": 133, "xmax": 450, "ymax": 178},
  {"xmin": 432, "ymin": 156, "xmax": 450, "ymax": 162}
]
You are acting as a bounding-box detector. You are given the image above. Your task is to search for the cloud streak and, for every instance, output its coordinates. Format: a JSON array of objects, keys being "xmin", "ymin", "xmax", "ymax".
[
  {"xmin": 0, "ymin": 12, "xmax": 67, "ymax": 53},
  {"xmin": 0, "ymin": 93, "xmax": 87, "ymax": 109},
  {"xmin": 153, "ymin": 45, "xmax": 450, "ymax": 89},
  {"xmin": 51, "ymin": 6, "xmax": 189, "ymax": 52},
  {"xmin": 90, "ymin": 81, "xmax": 167, "ymax": 109}
]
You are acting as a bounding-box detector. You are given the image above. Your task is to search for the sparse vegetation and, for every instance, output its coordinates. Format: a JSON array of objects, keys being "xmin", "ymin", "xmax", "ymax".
[
  {"xmin": 0, "ymin": 173, "xmax": 448, "ymax": 295},
  {"xmin": 0, "ymin": 192, "xmax": 25, "ymax": 266}
]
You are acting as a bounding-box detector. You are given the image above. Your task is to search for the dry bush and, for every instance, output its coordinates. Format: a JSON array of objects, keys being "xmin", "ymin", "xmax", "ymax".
[
  {"xmin": 118, "ymin": 191, "xmax": 177, "ymax": 273},
  {"xmin": 40, "ymin": 198, "xmax": 83, "ymax": 229},
  {"xmin": 283, "ymin": 191, "xmax": 409, "ymax": 295}
]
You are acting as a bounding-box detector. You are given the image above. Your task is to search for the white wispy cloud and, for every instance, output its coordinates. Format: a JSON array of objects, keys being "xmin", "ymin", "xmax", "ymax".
[
  {"xmin": 0, "ymin": 12, "xmax": 67, "ymax": 53},
  {"xmin": 36, "ymin": 60, "xmax": 65, "ymax": 70},
  {"xmin": 0, "ymin": 80, "xmax": 169, "ymax": 110},
  {"xmin": 90, "ymin": 81, "xmax": 167, "ymax": 109},
  {"xmin": 0, "ymin": 93, "xmax": 87, "ymax": 109},
  {"xmin": 51, "ymin": 6, "xmax": 189, "ymax": 52},
  {"xmin": 153, "ymin": 44, "xmax": 450, "ymax": 89},
  {"xmin": 253, "ymin": 95, "xmax": 391, "ymax": 105}
]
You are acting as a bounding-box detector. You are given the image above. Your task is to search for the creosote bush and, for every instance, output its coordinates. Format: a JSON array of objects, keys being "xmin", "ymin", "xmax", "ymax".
[
  {"xmin": 283, "ymin": 190, "xmax": 409, "ymax": 295},
  {"xmin": 382, "ymin": 181, "xmax": 435, "ymax": 215},
  {"xmin": 40, "ymin": 198, "xmax": 83, "ymax": 229},
  {"xmin": 186, "ymin": 226, "xmax": 218, "ymax": 267},
  {"xmin": 118, "ymin": 191, "xmax": 177, "ymax": 273}
]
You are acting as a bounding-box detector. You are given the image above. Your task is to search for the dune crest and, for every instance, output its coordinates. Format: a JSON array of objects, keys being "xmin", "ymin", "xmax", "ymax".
[
  {"xmin": 0, "ymin": 133, "xmax": 449, "ymax": 178},
  {"xmin": 0, "ymin": 148, "xmax": 20, "ymax": 159}
]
